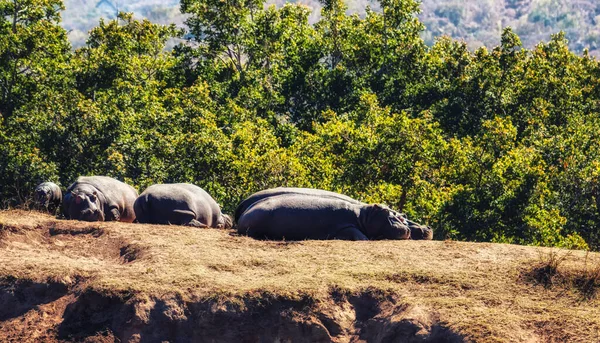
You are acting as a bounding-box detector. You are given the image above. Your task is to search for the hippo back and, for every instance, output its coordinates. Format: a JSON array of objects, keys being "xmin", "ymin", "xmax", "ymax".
[
  {"xmin": 134, "ymin": 183, "xmax": 229, "ymax": 228},
  {"xmin": 237, "ymin": 194, "xmax": 363, "ymax": 240},
  {"xmin": 234, "ymin": 187, "xmax": 363, "ymax": 222}
]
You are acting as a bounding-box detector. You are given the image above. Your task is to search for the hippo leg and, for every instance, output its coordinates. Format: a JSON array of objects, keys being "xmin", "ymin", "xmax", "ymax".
[
  {"xmin": 186, "ymin": 219, "xmax": 209, "ymax": 228},
  {"xmin": 171, "ymin": 210, "xmax": 207, "ymax": 228},
  {"xmin": 107, "ymin": 208, "xmax": 121, "ymax": 221},
  {"xmin": 243, "ymin": 227, "xmax": 269, "ymax": 240},
  {"xmin": 334, "ymin": 227, "xmax": 369, "ymax": 241}
]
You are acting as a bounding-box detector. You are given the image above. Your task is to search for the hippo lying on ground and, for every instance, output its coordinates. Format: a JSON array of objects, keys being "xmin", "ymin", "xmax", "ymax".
[
  {"xmin": 234, "ymin": 187, "xmax": 363, "ymax": 222},
  {"xmin": 235, "ymin": 187, "xmax": 433, "ymax": 240},
  {"xmin": 237, "ymin": 194, "xmax": 410, "ymax": 241},
  {"xmin": 34, "ymin": 182, "xmax": 62, "ymax": 213},
  {"xmin": 63, "ymin": 176, "xmax": 138, "ymax": 222},
  {"xmin": 134, "ymin": 183, "xmax": 232, "ymax": 228}
]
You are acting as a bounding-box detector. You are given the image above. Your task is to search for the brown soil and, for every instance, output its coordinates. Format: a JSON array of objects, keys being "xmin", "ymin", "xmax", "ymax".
[{"xmin": 1, "ymin": 210, "xmax": 599, "ymax": 342}]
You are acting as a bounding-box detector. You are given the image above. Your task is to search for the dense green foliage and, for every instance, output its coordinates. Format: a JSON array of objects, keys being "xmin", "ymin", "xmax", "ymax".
[{"xmin": 1, "ymin": 0, "xmax": 599, "ymax": 250}]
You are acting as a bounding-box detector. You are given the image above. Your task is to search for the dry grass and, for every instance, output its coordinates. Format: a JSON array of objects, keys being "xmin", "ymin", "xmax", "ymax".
[
  {"xmin": 1, "ymin": 210, "xmax": 600, "ymax": 342},
  {"xmin": 576, "ymin": 253, "xmax": 600, "ymax": 299},
  {"xmin": 526, "ymin": 249, "xmax": 600, "ymax": 301}
]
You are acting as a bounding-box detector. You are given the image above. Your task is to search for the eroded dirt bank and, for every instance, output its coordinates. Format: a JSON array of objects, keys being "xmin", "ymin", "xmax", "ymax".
[
  {"xmin": 1, "ymin": 210, "xmax": 599, "ymax": 342},
  {"xmin": 0, "ymin": 280, "xmax": 463, "ymax": 343}
]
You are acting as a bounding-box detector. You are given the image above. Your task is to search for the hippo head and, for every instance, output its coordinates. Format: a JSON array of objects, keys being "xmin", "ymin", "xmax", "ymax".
[
  {"xmin": 35, "ymin": 187, "xmax": 51, "ymax": 207},
  {"xmin": 409, "ymin": 225, "xmax": 434, "ymax": 240},
  {"xmin": 364, "ymin": 204, "xmax": 411, "ymax": 240},
  {"xmin": 68, "ymin": 185, "xmax": 105, "ymax": 222}
]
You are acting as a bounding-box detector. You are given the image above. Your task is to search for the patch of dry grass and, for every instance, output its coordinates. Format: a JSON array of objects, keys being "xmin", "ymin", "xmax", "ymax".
[
  {"xmin": 526, "ymin": 249, "xmax": 600, "ymax": 301},
  {"xmin": 1, "ymin": 210, "xmax": 600, "ymax": 342},
  {"xmin": 576, "ymin": 253, "xmax": 600, "ymax": 299}
]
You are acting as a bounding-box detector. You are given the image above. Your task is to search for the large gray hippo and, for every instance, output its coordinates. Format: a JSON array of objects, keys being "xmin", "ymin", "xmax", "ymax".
[
  {"xmin": 234, "ymin": 187, "xmax": 363, "ymax": 222},
  {"xmin": 134, "ymin": 183, "xmax": 232, "ymax": 228},
  {"xmin": 234, "ymin": 187, "xmax": 433, "ymax": 240},
  {"xmin": 237, "ymin": 194, "xmax": 410, "ymax": 241},
  {"xmin": 34, "ymin": 182, "xmax": 62, "ymax": 213},
  {"xmin": 63, "ymin": 176, "xmax": 138, "ymax": 222}
]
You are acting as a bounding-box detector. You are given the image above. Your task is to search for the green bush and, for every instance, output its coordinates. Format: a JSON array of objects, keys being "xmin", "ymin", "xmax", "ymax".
[{"xmin": 0, "ymin": 0, "xmax": 599, "ymax": 250}]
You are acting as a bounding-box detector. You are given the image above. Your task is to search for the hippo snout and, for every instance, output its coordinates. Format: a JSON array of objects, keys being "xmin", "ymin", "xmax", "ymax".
[
  {"xmin": 80, "ymin": 209, "xmax": 102, "ymax": 222},
  {"xmin": 382, "ymin": 223, "xmax": 410, "ymax": 240},
  {"xmin": 410, "ymin": 226, "xmax": 433, "ymax": 240},
  {"xmin": 395, "ymin": 225, "xmax": 411, "ymax": 240}
]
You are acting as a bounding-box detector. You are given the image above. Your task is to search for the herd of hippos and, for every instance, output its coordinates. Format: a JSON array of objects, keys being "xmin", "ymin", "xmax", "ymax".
[{"xmin": 34, "ymin": 176, "xmax": 433, "ymax": 241}]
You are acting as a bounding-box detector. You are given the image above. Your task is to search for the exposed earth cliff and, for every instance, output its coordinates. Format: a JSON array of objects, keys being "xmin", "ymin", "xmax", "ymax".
[{"xmin": 1, "ymin": 210, "xmax": 599, "ymax": 342}]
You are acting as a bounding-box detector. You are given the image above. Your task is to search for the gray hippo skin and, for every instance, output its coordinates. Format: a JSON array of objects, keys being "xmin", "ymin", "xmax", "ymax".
[
  {"xmin": 63, "ymin": 176, "xmax": 138, "ymax": 222},
  {"xmin": 234, "ymin": 187, "xmax": 363, "ymax": 222},
  {"xmin": 134, "ymin": 183, "xmax": 232, "ymax": 228},
  {"xmin": 34, "ymin": 182, "xmax": 62, "ymax": 213},
  {"xmin": 235, "ymin": 187, "xmax": 433, "ymax": 240},
  {"xmin": 237, "ymin": 194, "xmax": 410, "ymax": 241}
]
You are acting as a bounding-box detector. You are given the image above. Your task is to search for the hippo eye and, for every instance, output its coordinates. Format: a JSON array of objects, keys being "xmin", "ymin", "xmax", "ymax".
[{"xmin": 89, "ymin": 194, "xmax": 97, "ymax": 202}]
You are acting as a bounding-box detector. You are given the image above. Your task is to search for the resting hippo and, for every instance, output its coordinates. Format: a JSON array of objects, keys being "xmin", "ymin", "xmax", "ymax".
[
  {"xmin": 237, "ymin": 194, "xmax": 410, "ymax": 241},
  {"xmin": 235, "ymin": 187, "xmax": 433, "ymax": 240},
  {"xmin": 34, "ymin": 182, "xmax": 62, "ymax": 213},
  {"xmin": 134, "ymin": 183, "xmax": 232, "ymax": 228},
  {"xmin": 63, "ymin": 176, "xmax": 138, "ymax": 222},
  {"xmin": 234, "ymin": 187, "xmax": 363, "ymax": 222}
]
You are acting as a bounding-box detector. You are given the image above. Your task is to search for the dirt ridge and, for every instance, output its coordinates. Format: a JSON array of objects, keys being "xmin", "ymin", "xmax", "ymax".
[
  {"xmin": 1, "ymin": 280, "xmax": 464, "ymax": 343},
  {"xmin": 1, "ymin": 210, "xmax": 599, "ymax": 342}
]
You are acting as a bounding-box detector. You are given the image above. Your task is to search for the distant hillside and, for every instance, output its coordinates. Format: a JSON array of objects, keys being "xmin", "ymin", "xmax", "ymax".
[
  {"xmin": 62, "ymin": 0, "xmax": 182, "ymax": 47},
  {"xmin": 62, "ymin": 0, "xmax": 600, "ymax": 55},
  {"xmin": 419, "ymin": 0, "xmax": 600, "ymax": 56}
]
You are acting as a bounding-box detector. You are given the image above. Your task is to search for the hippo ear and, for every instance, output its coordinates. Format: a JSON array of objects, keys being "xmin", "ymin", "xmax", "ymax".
[{"xmin": 374, "ymin": 204, "xmax": 391, "ymax": 212}]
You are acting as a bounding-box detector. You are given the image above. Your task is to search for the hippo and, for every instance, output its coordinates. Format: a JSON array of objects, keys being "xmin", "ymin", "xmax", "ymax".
[
  {"xmin": 34, "ymin": 182, "xmax": 62, "ymax": 213},
  {"xmin": 134, "ymin": 183, "xmax": 232, "ymax": 228},
  {"xmin": 237, "ymin": 194, "xmax": 410, "ymax": 241},
  {"xmin": 63, "ymin": 176, "xmax": 138, "ymax": 222},
  {"xmin": 234, "ymin": 187, "xmax": 363, "ymax": 222},
  {"xmin": 234, "ymin": 187, "xmax": 434, "ymax": 240}
]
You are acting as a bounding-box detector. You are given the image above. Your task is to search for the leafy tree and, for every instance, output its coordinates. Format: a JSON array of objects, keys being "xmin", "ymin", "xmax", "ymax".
[
  {"xmin": 0, "ymin": 0, "xmax": 70, "ymax": 119},
  {"xmin": 1, "ymin": 0, "xmax": 599, "ymax": 251}
]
